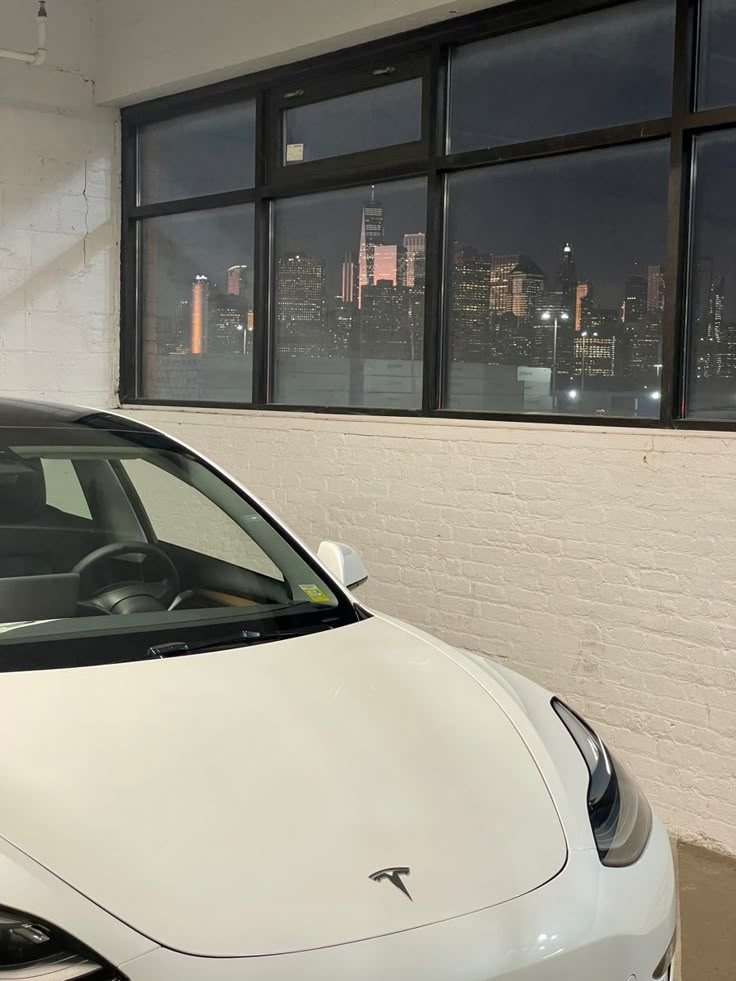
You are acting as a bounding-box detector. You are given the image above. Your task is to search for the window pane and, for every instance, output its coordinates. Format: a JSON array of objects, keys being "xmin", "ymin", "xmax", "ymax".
[
  {"xmin": 139, "ymin": 206, "xmax": 255, "ymax": 402},
  {"xmin": 686, "ymin": 132, "xmax": 736, "ymax": 418},
  {"xmin": 444, "ymin": 142, "xmax": 670, "ymax": 417},
  {"xmin": 449, "ymin": 0, "xmax": 675, "ymax": 152},
  {"xmin": 121, "ymin": 459, "xmax": 283, "ymax": 580},
  {"xmin": 139, "ymin": 101, "xmax": 256, "ymax": 204},
  {"xmin": 273, "ymin": 180, "xmax": 426, "ymax": 408},
  {"xmin": 283, "ymin": 79, "xmax": 422, "ymax": 165},
  {"xmin": 698, "ymin": 0, "xmax": 736, "ymax": 110},
  {"xmin": 40, "ymin": 459, "xmax": 91, "ymax": 520}
]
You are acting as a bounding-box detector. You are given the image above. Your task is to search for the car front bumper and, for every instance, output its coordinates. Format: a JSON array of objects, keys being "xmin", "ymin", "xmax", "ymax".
[{"xmin": 117, "ymin": 815, "xmax": 676, "ymax": 981}]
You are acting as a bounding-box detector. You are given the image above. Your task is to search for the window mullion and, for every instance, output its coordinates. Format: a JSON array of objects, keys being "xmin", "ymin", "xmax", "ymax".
[{"xmin": 660, "ymin": 0, "xmax": 697, "ymax": 424}]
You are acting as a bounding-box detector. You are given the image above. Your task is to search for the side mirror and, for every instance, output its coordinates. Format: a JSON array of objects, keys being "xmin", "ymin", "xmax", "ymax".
[{"xmin": 317, "ymin": 541, "xmax": 368, "ymax": 590}]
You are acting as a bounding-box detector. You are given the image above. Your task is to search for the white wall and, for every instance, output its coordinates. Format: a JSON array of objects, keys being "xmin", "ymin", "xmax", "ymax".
[
  {"xmin": 126, "ymin": 407, "xmax": 736, "ymax": 856},
  {"xmin": 94, "ymin": 0, "xmax": 507, "ymax": 105},
  {"xmin": 0, "ymin": 0, "xmax": 118, "ymax": 406}
]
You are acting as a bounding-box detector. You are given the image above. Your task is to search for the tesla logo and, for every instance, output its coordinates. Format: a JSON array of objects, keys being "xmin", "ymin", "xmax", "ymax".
[{"xmin": 369, "ymin": 866, "xmax": 412, "ymax": 901}]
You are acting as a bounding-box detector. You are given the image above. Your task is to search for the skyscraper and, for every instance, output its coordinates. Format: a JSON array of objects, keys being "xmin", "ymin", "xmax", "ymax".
[
  {"xmin": 227, "ymin": 265, "xmax": 248, "ymax": 297},
  {"xmin": 191, "ymin": 275, "xmax": 209, "ymax": 354},
  {"xmin": 341, "ymin": 252, "xmax": 356, "ymax": 303},
  {"xmin": 489, "ymin": 254, "xmax": 523, "ymax": 313},
  {"xmin": 171, "ymin": 299, "xmax": 190, "ymax": 353},
  {"xmin": 623, "ymin": 266, "xmax": 648, "ymax": 323},
  {"xmin": 557, "ymin": 243, "xmax": 577, "ymax": 317},
  {"xmin": 276, "ymin": 253, "xmax": 327, "ymax": 357},
  {"xmin": 209, "ymin": 294, "xmax": 246, "ymax": 353},
  {"xmin": 403, "ymin": 233, "xmax": 426, "ymax": 288},
  {"xmin": 372, "ymin": 244, "xmax": 399, "ymax": 286},
  {"xmin": 575, "ymin": 282, "xmax": 591, "ymax": 331},
  {"xmin": 358, "ymin": 186, "xmax": 384, "ymax": 305},
  {"xmin": 509, "ymin": 257, "xmax": 545, "ymax": 319},
  {"xmin": 574, "ymin": 332, "xmax": 616, "ymax": 378},
  {"xmin": 326, "ymin": 297, "xmax": 357, "ymax": 357},
  {"xmin": 647, "ymin": 265, "xmax": 665, "ymax": 313},
  {"xmin": 449, "ymin": 245, "xmax": 492, "ymax": 363},
  {"xmin": 693, "ymin": 257, "xmax": 714, "ymax": 330},
  {"xmin": 360, "ymin": 281, "xmax": 412, "ymax": 360}
]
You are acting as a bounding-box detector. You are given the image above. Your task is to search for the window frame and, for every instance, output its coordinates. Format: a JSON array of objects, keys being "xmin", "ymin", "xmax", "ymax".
[{"xmin": 121, "ymin": 0, "xmax": 736, "ymax": 429}]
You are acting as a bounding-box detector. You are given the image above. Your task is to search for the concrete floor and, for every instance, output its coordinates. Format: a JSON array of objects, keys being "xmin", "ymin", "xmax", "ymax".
[{"xmin": 677, "ymin": 841, "xmax": 736, "ymax": 980}]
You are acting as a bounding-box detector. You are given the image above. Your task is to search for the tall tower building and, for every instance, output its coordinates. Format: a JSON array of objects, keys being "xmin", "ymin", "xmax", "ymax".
[
  {"xmin": 360, "ymin": 281, "xmax": 412, "ymax": 360},
  {"xmin": 556, "ymin": 242, "xmax": 577, "ymax": 317},
  {"xmin": 647, "ymin": 265, "xmax": 665, "ymax": 313},
  {"xmin": 714, "ymin": 275, "xmax": 725, "ymax": 341},
  {"xmin": 341, "ymin": 252, "xmax": 356, "ymax": 304},
  {"xmin": 372, "ymin": 245, "xmax": 399, "ymax": 286},
  {"xmin": 509, "ymin": 257, "xmax": 545, "ymax": 319},
  {"xmin": 190, "ymin": 275, "xmax": 209, "ymax": 354},
  {"xmin": 623, "ymin": 266, "xmax": 647, "ymax": 323},
  {"xmin": 358, "ymin": 186, "xmax": 385, "ymax": 305},
  {"xmin": 489, "ymin": 254, "xmax": 523, "ymax": 313},
  {"xmin": 403, "ymin": 233, "xmax": 426, "ymax": 288},
  {"xmin": 171, "ymin": 299, "xmax": 190, "ymax": 353},
  {"xmin": 693, "ymin": 257, "xmax": 715, "ymax": 329},
  {"xmin": 276, "ymin": 253, "xmax": 327, "ymax": 356},
  {"xmin": 575, "ymin": 282, "xmax": 591, "ymax": 331},
  {"xmin": 449, "ymin": 244, "xmax": 493, "ymax": 363},
  {"xmin": 227, "ymin": 265, "xmax": 248, "ymax": 297},
  {"xmin": 209, "ymin": 294, "xmax": 246, "ymax": 353}
]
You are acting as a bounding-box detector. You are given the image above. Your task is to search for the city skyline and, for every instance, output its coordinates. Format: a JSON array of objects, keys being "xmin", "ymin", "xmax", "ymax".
[{"xmin": 144, "ymin": 172, "xmax": 736, "ymax": 416}]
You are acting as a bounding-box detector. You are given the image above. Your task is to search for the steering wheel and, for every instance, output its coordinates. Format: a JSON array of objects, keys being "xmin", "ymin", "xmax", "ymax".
[{"xmin": 72, "ymin": 541, "xmax": 180, "ymax": 615}]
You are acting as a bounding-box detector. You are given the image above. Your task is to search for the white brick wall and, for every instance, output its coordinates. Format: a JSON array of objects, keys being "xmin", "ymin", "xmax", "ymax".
[
  {"xmin": 127, "ymin": 406, "xmax": 736, "ymax": 856},
  {"xmin": 0, "ymin": 0, "xmax": 119, "ymax": 406}
]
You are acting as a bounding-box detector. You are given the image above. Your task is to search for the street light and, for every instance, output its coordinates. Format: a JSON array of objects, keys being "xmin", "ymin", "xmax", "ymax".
[
  {"xmin": 236, "ymin": 323, "xmax": 254, "ymax": 355},
  {"xmin": 541, "ymin": 309, "xmax": 570, "ymax": 410}
]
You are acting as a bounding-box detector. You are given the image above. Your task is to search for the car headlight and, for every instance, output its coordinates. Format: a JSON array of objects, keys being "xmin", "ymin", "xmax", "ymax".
[
  {"xmin": 553, "ymin": 699, "xmax": 652, "ymax": 867},
  {"xmin": 0, "ymin": 907, "xmax": 123, "ymax": 978}
]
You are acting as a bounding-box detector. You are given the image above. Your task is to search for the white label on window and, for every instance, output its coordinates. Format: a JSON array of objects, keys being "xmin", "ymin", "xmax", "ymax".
[{"xmin": 286, "ymin": 143, "xmax": 304, "ymax": 162}]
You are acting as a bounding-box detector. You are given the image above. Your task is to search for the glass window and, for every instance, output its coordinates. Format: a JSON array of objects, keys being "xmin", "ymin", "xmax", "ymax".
[
  {"xmin": 444, "ymin": 142, "xmax": 670, "ymax": 417},
  {"xmin": 697, "ymin": 0, "xmax": 736, "ymax": 110},
  {"xmin": 0, "ymin": 426, "xmax": 354, "ymax": 669},
  {"xmin": 686, "ymin": 131, "xmax": 736, "ymax": 418},
  {"xmin": 122, "ymin": 458, "xmax": 283, "ymax": 579},
  {"xmin": 139, "ymin": 205, "xmax": 255, "ymax": 403},
  {"xmin": 139, "ymin": 101, "xmax": 256, "ymax": 204},
  {"xmin": 282, "ymin": 79, "xmax": 422, "ymax": 165},
  {"xmin": 41, "ymin": 459, "xmax": 91, "ymax": 520},
  {"xmin": 272, "ymin": 180, "xmax": 427, "ymax": 408},
  {"xmin": 449, "ymin": 0, "xmax": 675, "ymax": 152}
]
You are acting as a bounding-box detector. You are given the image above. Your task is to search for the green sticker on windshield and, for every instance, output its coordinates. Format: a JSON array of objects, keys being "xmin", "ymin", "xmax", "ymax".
[{"xmin": 299, "ymin": 584, "xmax": 332, "ymax": 603}]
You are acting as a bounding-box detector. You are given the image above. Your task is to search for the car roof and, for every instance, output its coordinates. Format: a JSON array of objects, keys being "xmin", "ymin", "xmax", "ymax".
[{"xmin": 0, "ymin": 398, "xmax": 152, "ymax": 433}]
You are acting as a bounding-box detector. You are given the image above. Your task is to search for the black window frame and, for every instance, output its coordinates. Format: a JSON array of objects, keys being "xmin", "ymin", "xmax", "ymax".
[{"xmin": 120, "ymin": 0, "xmax": 736, "ymax": 430}]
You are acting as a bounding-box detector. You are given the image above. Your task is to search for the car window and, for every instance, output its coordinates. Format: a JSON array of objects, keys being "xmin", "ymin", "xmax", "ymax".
[
  {"xmin": 121, "ymin": 458, "xmax": 284, "ymax": 580},
  {"xmin": 40, "ymin": 458, "xmax": 91, "ymax": 520}
]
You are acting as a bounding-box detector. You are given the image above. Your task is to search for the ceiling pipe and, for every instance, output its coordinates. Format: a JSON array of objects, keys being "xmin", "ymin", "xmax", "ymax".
[{"xmin": 0, "ymin": 1, "xmax": 48, "ymax": 66}]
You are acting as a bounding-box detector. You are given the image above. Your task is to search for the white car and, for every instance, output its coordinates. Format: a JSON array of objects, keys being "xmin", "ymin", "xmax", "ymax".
[{"xmin": 0, "ymin": 398, "xmax": 676, "ymax": 981}]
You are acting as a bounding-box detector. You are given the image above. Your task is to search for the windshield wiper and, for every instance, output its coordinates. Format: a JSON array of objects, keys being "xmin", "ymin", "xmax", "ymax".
[
  {"xmin": 148, "ymin": 629, "xmax": 265, "ymax": 659},
  {"xmin": 147, "ymin": 617, "xmax": 337, "ymax": 659}
]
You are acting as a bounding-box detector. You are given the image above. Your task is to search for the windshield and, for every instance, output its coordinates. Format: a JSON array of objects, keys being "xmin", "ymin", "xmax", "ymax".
[{"xmin": 0, "ymin": 421, "xmax": 358, "ymax": 670}]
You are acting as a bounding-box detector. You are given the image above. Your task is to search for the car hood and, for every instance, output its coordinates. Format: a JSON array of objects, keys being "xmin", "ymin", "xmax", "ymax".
[{"xmin": 0, "ymin": 615, "xmax": 566, "ymax": 956}]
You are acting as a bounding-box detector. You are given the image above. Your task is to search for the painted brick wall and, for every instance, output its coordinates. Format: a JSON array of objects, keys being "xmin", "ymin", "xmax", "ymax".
[
  {"xmin": 127, "ymin": 406, "xmax": 736, "ymax": 856},
  {"xmin": 0, "ymin": 0, "xmax": 119, "ymax": 406}
]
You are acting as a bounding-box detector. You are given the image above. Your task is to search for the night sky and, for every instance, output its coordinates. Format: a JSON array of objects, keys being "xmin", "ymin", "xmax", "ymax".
[
  {"xmin": 450, "ymin": 0, "xmax": 674, "ymax": 151},
  {"xmin": 447, "ymin": 141, "xmax": 671, "ymax": 309}
]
